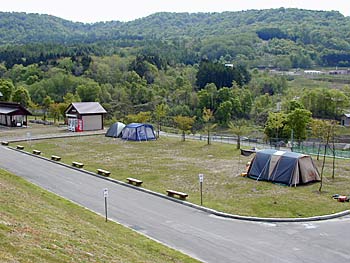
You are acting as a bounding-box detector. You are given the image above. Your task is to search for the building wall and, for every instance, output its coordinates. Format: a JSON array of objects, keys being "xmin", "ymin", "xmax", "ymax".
[
  {"xmin": 0, "ymin": 114, "xmax": 24, "ymax": 126},
  {"xmin": 0, "ymin": 114, "xmax": 6, "ymax": 125},
  {"xmin": 82, "ymin": 115, "xmax": 102, "ymax": 131},
  {"xmin": 341, "ymin": 116, "xmax": 350, "ymax": 126}
]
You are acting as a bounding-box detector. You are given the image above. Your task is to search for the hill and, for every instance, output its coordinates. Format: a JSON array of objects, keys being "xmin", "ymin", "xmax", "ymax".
[{"xmin": 0, "ymin": 9, "xmax": 350, "ymax": 67}]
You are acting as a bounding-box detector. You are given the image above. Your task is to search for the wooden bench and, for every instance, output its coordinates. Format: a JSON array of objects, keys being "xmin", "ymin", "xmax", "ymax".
[
  {"xmin": 51, "ymin": 155, "xmax": 61, "ymax": 161},
  {"xmin": 97, "ymin": 168, "xmax": 111, "ymax": 177},
  {"xmin": 32, "ymin": 149, "xmax": 41, "ymax": 155},
  {"xmin": 126, "ymin": 177, "xmax": 143, "ymax": 186},
  {"xmin": 166, "ymin": 190, "xmax": 188, "ymax": 200},
  {"xmin": 72, "ymin": 161, "xmax": 84, "ymax": 168},
  {"xmin": 16, "ymin": 145, "xmax": 24, "ymax": 150},
  {"xmin": 1, "ymin": 141, "xmax": 9, "ymax": 146}
]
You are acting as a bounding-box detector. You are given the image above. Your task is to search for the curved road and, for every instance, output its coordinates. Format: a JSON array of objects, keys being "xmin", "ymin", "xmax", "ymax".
[{"xmin": 1, "ymin": 145, "xmax": 350, "ymax": 263}]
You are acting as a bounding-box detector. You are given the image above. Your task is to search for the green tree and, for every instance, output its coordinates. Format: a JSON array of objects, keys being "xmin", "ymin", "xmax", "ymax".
[
  {"xmin": 125, "ymin": 111, "xmax": 151, "ymax": 123},
  {"xmin": 49, "ymin": 103, "xmax": 61, "ymax": 124},
  {"xmin": 215, "ymin": 101, "xmax": 232, "ymax": 125},
  {"xmin": 63, "ymin": 92, "xmax": 81, "ymax": 104},
  {"xmin": 310, "ymin": 119, "xmax": 326, "ymax": 160},
  {"xmin": 0, "ymin": 79, "xmax": 14, "ymax": 101},
  {"xmin": 43, "ymin": 95, "xmax": 53, "ymax": 120},
  {"xmin": 154, "ymin": 103, "xmax": 168, "ymax": 138},
  {"xmin": 197, "ymin": 83, "xmax": 218, "ymax": 110},
  {"xmin": 12, "ymin": 87, "xmax": 31, "ymax": 107},
  {"xmin": 251, "ymin": 93, "xmax": 273, "ymax": 124},
  {"xmin": 202, "ymin": 108, "xmax": 216, "ymax": 145},
  {"xmin": 173, "ymin": 115, "xmax": 196, "ymax": 141},
  {"xmin": 285, "ymin": 99, "xmax": 304, "ymax": 113},
  {"xmin": 196, "ymin": 61, "xmax": 250, "ymax": 89},
  {"xmin": 318, "ymin": 121, "xmax": 337, "ymax": 192},
  {"xmin": 77, "ymin": 82, "xmax": 101, "ymax": 102},
  {"xmin": 286, "ymin": 108, "xmax": 312, "ymax": 144},
  {"xmin": 264, "ymin": 112, "xmax": 288, "ymax": 142},
  {"xmin": 228, "ymin": 119, "xmax": 250, "ymax": 150}
]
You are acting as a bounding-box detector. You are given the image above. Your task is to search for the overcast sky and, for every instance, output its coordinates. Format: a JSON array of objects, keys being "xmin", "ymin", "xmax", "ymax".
[{"xmin": 1, "ymin": 0, "xmax": 349, "ymax": 23}]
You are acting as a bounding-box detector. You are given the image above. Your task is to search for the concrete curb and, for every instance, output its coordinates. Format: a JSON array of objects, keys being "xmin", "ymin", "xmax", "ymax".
[
  {"xmin": 4, "ymin": 131, "xmax": 105, "ymax": 143},
  {"xmin": 6, "ymin": 145, "xmax": 350, "ymax": 223}
]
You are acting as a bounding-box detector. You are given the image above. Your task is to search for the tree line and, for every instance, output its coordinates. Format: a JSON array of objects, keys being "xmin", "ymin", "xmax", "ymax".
[{"xmin": 0, "ymin": 51, "xmax": 349, "ymax": 145}]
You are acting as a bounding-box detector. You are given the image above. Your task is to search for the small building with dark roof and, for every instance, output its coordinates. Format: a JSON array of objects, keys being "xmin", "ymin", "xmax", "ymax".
[
  {"xmin": 341, "ymin": 113, "xmax": 350, "ymax": 127},
  {"xmin": 65, "ymin": 102, "xmax": 107, "ymax": 132},
  {"xmin": 0, "ymin": 102, "xmax": 32, "ymax": 127}
]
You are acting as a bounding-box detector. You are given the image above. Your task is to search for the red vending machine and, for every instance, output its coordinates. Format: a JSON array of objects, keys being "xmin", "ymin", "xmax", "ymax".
[{"xmin": 76, "ymin": 119, "xmax": 83, "ymax": 132}]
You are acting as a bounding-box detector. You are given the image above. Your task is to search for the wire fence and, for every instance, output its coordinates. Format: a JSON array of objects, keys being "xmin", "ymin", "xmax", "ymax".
[
  {"xmin": 181, "ymin": 133, "xmax": 350, "ymax": 159},
  {"xmin": 292, "ymin": 143, "xmax": 350, "ymax": 159}
]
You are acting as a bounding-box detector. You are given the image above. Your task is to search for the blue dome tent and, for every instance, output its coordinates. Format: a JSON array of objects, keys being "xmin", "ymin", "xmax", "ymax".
[{"xmin": 121, "ymin": 123, "xmax": 156, "ymax": 141}]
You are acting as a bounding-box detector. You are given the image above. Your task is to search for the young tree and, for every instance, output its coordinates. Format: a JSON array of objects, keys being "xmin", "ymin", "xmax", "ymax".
[
  {"xmin": 202, "ymin": 108, "xmax": 216, "ymax": 145},
  {"xmin": 49, "ymin": 103, "xmax": 61, "ymax": 124},
  {"xmin": 42, "ymin": 95, "xmax": 53, "ymax": 121},
  {"xmin": 154, "ymin": 103, "xmax": 168, "ymax": 138},
  {"xmin": 173, "ymin": 115, "xmax": 196, "ymax": 141},
  {"xmin": 313, "ymin": 119, "xmax": 338, "ymax": 192},
  {"xmin": 228, "ymin": 119, "xmax": 250, "ymax": 150},
  {"xmin": 319, "ymin": 122, "xmax": 331, "ymax": 192},
  {"xmin": 311, "ymin": 119, "xmax": 327, "ymax": 160}
]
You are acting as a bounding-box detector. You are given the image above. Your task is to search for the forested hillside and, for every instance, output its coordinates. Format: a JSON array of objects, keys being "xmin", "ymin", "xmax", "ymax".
[
  {"xmin": 1, "ymin": 9, "xmax": 350, "ymax": 68},
  {"xmin": 0, "ymin": 8, "xmax": 349, "ymax": 144}
]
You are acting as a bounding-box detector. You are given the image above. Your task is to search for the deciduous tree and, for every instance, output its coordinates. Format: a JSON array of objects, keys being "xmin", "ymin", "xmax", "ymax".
[{"xmin": 173, "ymin": 115, "xmax": 196, "ymax": 141}]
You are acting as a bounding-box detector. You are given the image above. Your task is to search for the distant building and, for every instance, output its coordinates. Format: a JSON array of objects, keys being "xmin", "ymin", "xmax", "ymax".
[
  {"xmin": 304, "ymin": 70, "xmax": 323, "ymax": 75},
  {"xmin": 0, "ymin": 102, "xmax": 32, "ymax": 127},
  {"xmin": 329, "ymin": 69, "xmax": 350, "ymax": 75},
  {"xmin": 65, "ymin": 102, "xmax": 107, "ymax": 132},
  {"xmin": 341, "ymin": 114, "xmax": 350, "ymax": 127}
]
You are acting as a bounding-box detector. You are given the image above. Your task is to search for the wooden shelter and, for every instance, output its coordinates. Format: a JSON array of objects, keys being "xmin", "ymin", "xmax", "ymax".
[{"xmin": 0, "ymin": 102, "xmax": 32, "ymax": 127}]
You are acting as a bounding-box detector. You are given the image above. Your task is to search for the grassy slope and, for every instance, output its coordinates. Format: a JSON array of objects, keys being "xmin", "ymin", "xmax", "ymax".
[
  {"xmin": 0, "ymin": 169, "xmax": 199, "ymax": 263},
  {"xmin": 16, "ymin": 135, "xmax": 350, "ymax": 218}
]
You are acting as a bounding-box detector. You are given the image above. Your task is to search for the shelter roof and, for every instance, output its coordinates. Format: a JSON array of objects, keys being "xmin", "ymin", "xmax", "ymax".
[
  {"xmin": 66, "ymin": 102, "xmax": 107, "ymax": 114},
  {"xmin": 0, "ymin": 106, "xmax": 17, "ymax": 114},
  {"xmin": 0, "ymin": 102, "xmax": 32, "ymax": 115}
]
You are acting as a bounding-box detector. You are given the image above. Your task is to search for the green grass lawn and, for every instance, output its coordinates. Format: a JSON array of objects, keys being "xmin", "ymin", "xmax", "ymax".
[
  {"xmin": 14, "ymin": 135, "xmax": 350, "ymax": 218},
  {"xmin": 0, "ymin": 169, "xmax": 199, "ymax": 263}
]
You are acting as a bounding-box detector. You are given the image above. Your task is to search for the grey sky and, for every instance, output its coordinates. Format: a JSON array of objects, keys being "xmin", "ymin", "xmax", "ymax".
[{"xmin": 1, "ymin": 0, "xmax": 349, "ymax": 23}]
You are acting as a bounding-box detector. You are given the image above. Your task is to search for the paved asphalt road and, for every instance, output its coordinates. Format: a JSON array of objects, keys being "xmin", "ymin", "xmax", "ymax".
[{"xmin": 1, "ymin": 145, "xmax": 350, "ymax": 263}]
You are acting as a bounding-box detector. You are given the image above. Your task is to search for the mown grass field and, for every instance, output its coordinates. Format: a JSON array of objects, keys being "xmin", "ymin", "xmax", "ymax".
[
  {"xmin": 14, "ymin": 134, "xmax": 350, "ymax": 218},
  {"xmin": 0, "ymin": 169, "xmax": 199, "ymax": 263}
]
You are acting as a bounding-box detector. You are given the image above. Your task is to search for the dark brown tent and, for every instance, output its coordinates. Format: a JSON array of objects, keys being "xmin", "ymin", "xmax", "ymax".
[{"xmin": 247, "ymin": 149, "xmax": 320, "ymax": 186}]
